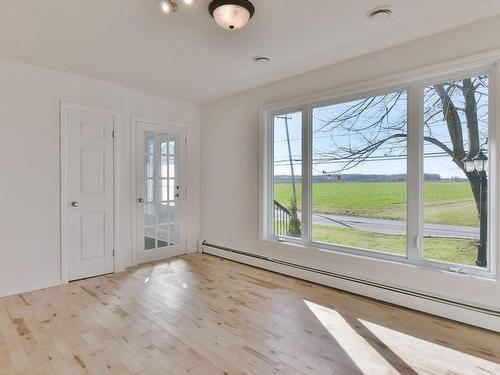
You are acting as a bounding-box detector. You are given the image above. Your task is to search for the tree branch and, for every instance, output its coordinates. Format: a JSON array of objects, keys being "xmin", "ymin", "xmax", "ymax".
[
  {"xmin": 462, "ymin": 78, "xmax": 480, "ymax": 156},
  {"xmin": 434, "ymin": 84, "xmax": 465, "ymax": 161}
]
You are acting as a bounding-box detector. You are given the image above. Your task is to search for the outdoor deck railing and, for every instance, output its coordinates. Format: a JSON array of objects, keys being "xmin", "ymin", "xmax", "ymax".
[{"xmin": 274, "ymin": 200, "xmax": 291, "ymax": 237}]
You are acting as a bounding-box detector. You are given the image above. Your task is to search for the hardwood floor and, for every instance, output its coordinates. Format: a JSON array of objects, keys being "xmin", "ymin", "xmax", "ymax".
[{"xmin": 0, "ymin": 253, "xmax": 499, "ymax": 374}]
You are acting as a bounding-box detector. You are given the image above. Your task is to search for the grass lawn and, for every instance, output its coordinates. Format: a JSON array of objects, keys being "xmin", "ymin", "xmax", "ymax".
[
  {"xmin": 274, "ymin": 181, "xmax": 479, "ymax": 227},
  {"xmin": 312, "ymin": 225, "xmax": 478, "ymax": 266}
]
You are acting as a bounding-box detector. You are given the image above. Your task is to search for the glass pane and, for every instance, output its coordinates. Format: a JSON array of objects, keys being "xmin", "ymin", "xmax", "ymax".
[
  {"xmin": 273, "ymin": 112, "xmax": 302, "ymax": 238},
  {"xmin": 157, "ymin": 226, "xmax": 169, "ymax": 248},
  {"xmin": 423, "ymin": 74, "xmax": 488, "ymax": 268},
  {"xmin": 169, "ymin": 157, "xmax": 176, "ymax": 178},
  {"xmin": 168, "ymin": 201, "xmax": 178, "ymax": 223},
  {"xmin": 169, "ymin": 222, "xmax": 180, "ymax": 245},
  {"xmin": 160, "ymin": 179, "xmax": 168, "ymax": 202},
  {"xmin": 169, "ymin": 135, "xmax": 177, "ymax": 156},
  {"xmin": 160, "ymin": 156, "xmax": 177, "ymax": 179},
  {"xmin": 144, "ymin": 226, "xmax": 155, "ymax": 250},
  {"xmin": 159, "ymin": 202, "xmax": 168, "ymax": 224},
  {"xmin": 146, "ymin": 154, "xmax": 155, "ymax": 178},
  {"xmin": 160, "ymin": 155, "xmax": 169, "ymax": 179},
  {"xmin": 169, "ymin": 179, "xmax": 175, "ymax": 201},
  {"xmin": 311, "ymin": 90, "xmax": 408, "ymax": 256},
  {"xmin": 158, "ymin": 202, "xmax": 178, "ymax": 225},
  {"xmin": 160, "ymin": 133, "xmax": 168, "ymax": 155},
  {"xmin": 144, "ymin": 131, "xmax": 155, "ymax": 155},
  {"xmin": 145, "ymin": 203, "xmax": 156, "ymax": 225},
  {"xmin": 145, "ymin": 179, "xmax": 155, "ymax": 203}
]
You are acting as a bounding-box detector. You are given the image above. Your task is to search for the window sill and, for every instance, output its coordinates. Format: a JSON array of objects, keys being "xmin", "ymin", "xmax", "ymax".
[{"xmin": 259, "ymin": 237, "xmax": 496, "ymax": 282}]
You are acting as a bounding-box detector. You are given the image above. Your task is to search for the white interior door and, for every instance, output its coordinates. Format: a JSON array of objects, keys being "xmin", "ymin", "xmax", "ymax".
[
  {"xmin": 67, "ymin": 108, "xmax": 114, "ymax": 280},
  {"xmin": 136, "ymin": 121, "xmax": 187, "ymax": 264}
]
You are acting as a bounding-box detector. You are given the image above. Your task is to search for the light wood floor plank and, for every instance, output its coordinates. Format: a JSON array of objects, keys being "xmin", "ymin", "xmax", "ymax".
[{"xmin": 0, "ymin": 253, "xmax": 499, "ymax": 374}]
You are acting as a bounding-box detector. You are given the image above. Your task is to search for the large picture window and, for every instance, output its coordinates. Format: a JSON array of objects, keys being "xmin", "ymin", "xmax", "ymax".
[
  {"xmin": 273, "ymin": 112, "xmax": 302, "ymax": 239},
  {"xmin": 266, "ymin": 69, "xmax": 494, "ymax": 277},
  {"xmin": 312, "ymin": 91, "xmax": 408, "ymax": 255},
  {"xmin": 422, "ymin": 75, "xmax": 489, "ymax": 267}
]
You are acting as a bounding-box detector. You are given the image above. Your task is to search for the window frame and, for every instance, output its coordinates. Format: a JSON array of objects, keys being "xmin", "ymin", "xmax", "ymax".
[{"xmin": 261, "ymin": 62, "xmax": 498, "ymax": 280}]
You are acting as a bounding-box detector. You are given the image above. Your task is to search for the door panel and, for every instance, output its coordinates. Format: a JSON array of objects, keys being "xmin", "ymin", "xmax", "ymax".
[
  {"xmin": 68, "ymin": 109, "xmax": 114, "ymax": 280},
  {"xmin": 80, "ymin": 211, "xmax": 105, "ymax": 259},
  {"xmin": 136, "ymin": 121, "xmax": 186, "ymax": 264},
  {"xmin": 80, "ymin": 148, "xmax": 105, "ymax": 195}
]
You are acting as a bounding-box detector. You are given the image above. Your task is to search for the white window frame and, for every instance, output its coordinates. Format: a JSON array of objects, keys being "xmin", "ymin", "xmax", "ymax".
[{"xmin": 260, "ymin": 57, "xmax": 499, "ymax": 280}]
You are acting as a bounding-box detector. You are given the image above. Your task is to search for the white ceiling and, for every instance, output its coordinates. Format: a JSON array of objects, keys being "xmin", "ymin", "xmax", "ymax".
[{"xmin": 0, "ymin": 0, "xmax": 499, "ymax": 103}]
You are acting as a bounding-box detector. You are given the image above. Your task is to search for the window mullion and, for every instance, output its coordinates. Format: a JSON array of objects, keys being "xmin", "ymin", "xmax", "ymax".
[
  {"xmin": 267, "ymin": 113, "xmax": 275, "ymax": 239},
  {"xmin": 407, "ymin": 83, "xmax": 423, "ymax": 260},
  {"xmin": 302, "ymin": 106, "xmax": 312, "ymax": 243},
  {"xmin": 490, "ymin": 62, "xmax": 498, "ymax": 276}
]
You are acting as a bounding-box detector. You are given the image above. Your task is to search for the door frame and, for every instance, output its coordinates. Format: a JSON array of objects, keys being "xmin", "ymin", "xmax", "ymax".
[
  {"xmin": 60, "ymin": 101, "xmax": 120, "ymax": 284},
  {"xmin": 131, "ymin": 116, "xmax": 188, "ymax": 265}
]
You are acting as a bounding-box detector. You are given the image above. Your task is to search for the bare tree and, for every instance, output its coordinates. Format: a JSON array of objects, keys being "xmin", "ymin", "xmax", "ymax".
[{"xmin": 315, "ymin": 75, "xmax": 489, "ymax": 265}]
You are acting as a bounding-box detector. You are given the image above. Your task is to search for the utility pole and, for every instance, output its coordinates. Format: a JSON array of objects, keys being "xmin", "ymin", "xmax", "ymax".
[{"xmin": 277, "ymin": 115, "xmax": 297, "ymax": 207}]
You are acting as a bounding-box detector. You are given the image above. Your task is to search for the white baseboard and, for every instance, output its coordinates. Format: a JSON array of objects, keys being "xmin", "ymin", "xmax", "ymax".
[
  {"xmin": 0, "ymin": 278, "xmax": 62, "ymax": 298},
  {"xmin": 203, "ymin": 244, "xmax": 500, "ymax": 333}
]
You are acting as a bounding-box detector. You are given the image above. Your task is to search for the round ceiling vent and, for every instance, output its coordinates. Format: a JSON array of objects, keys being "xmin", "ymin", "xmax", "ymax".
[
  {"xmin": 368, "ymin": 7, "xmax": 392, "ymax": 22},
  {"xmin": 253, "ymin": 56, "xmax": 271, "ymax": 63}
]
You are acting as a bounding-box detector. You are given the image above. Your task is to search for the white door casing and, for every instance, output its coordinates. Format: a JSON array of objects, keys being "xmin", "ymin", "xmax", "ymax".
[
  {"xmin": 134, "ymin": 118, "xmax": 187, "ymax": 264},
  {"xmin": 61, "ymin": 103, "xmax": 115, "ymax": 281}
]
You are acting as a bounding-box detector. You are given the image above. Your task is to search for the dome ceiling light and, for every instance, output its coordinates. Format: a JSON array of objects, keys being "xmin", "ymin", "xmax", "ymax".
[
  {"xmin": 159, "ymin": 0, "xmax": 255, "ymax": 31},
  {"xmin": 208, "ymin": 0, "xmax": 255, "ymax": 30}
]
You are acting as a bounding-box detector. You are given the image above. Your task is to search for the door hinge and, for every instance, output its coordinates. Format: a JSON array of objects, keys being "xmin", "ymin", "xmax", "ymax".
[
  {"xmin": 112, "ymin": 249, "xmax": 115, "ymax": 257},
  {"xmin": 185, "ymin": 138, "xmax": 187, "ymax": 144},
  {"xmin": 112, "ymin": 130, "xmax": 115, "ymax": 138}
]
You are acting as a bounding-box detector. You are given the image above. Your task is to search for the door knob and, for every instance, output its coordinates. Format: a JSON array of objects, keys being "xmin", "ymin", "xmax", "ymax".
[
  {"xmin": 138, "ymin": 198, "xmax": 144, "ymax": 203},
  {"xmin": 71, "ymin": 201, "xmax": 80, "ymax": 207}
]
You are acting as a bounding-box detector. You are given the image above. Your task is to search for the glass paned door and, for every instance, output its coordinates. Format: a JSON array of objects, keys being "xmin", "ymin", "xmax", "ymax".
[{"xmin": 136, "ymin": 122, "xmax": 186, "ymax": 263}]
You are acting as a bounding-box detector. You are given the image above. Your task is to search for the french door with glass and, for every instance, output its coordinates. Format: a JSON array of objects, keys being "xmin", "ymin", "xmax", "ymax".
[{"xmin": 136, "ymin": 121, "xmax": 186, "ymax": 263}]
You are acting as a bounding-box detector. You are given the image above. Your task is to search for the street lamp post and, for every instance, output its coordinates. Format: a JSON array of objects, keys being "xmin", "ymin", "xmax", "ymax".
[{"xmin": 462, "ymin": 149, "xmax": 488, "ymax": 268}]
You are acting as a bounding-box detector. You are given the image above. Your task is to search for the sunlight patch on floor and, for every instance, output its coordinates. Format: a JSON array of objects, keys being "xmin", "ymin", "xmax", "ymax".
[
  {"xmin": 359, "ymin": 318, "xmax": 500, "ymax": 374},
  {"xmin": 304, "ymin": 300, "xmax": 500, "ymax": 375},
  {"xmin": 304, "ymin": 300, "xmax": 400, "ymax": 374}
]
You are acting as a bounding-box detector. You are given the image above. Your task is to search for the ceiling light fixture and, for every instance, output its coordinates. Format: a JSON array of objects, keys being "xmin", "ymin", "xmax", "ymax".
[
  {"xmin": 159, "ymin": 0, "xmax": 177, "ymax": 14},
  {"xmin": 159, "ymin": 0, "xmax": 192, "ymax": 14},
  {"xmin": 159, "ymin": 0, "xmax": 255, "ymax": 31},
  {"xmin": 208, "ymin": 0, "xmax": 255, "ymax": 30}
]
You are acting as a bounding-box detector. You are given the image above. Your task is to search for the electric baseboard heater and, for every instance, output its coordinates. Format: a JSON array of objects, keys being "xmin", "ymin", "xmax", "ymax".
[{"xmin": 201, "ymin": 240, "xmax": 500, "ymax": 318}]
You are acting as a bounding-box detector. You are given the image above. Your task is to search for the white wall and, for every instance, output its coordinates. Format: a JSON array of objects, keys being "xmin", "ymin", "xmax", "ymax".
[
  {"xmin": 200, "ymin": 16, "xmax": 500, "ymax": 330},
  {"xmin": 0, "ymin": 58, "xmax": 200, "ymax": 297}
]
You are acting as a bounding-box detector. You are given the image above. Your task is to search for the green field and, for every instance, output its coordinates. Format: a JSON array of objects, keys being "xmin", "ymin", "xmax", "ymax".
[
  {"xmin": 312, "ymin": 225, "xmax": 477, "ymax": 266},
  {"xmin": 274, "ymin": 181, "xmax": 478, "ymax": 227},
  {"xmin": 274, "ymin": 181, "xmax": 479, "ymax": 265}
]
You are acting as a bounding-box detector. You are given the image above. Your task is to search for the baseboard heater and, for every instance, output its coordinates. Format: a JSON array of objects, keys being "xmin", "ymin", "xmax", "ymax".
[{"xmin": 202, "ymin": 241, "xmax": 500, "ymax": 318}]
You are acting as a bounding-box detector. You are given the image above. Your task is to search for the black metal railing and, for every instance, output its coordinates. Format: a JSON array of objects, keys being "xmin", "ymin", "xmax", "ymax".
[{"xmin": 274, "ymin": 200, "xmax": 291, "ymax": 237}]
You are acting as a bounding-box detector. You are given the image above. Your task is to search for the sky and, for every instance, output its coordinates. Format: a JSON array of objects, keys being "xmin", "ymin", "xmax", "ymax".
[{"xmin": 273, "ymin": 76, "xmax": 489, "ymax": 180}]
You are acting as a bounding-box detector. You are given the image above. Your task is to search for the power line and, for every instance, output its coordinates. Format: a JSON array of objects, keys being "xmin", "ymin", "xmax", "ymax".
[{"xmin": 273, "ymin": 151, "xmax": 453, "ymax": 166}]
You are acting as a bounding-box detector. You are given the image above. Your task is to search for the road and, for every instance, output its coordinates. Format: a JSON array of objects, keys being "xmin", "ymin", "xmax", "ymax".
[{"xmin": 312, "ymin": 213, "xmax": 479, "ymax": 239}]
